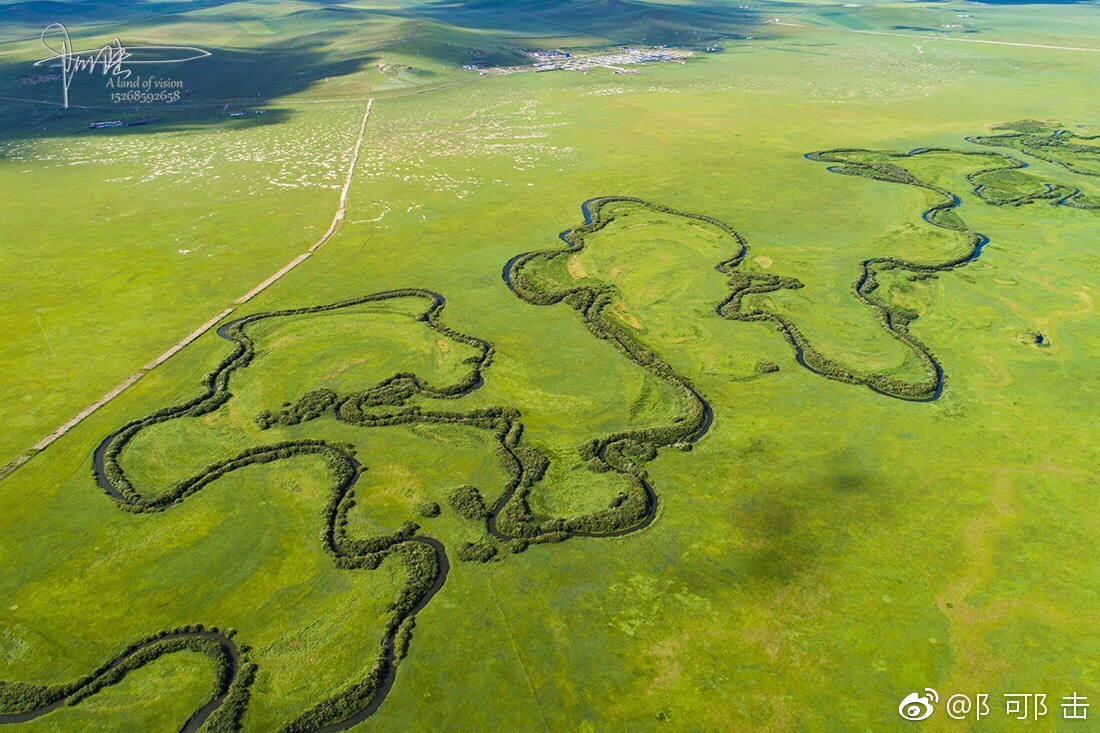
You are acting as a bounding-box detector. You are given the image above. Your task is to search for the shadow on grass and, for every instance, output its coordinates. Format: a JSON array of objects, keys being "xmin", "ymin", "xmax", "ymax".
[
  {"xmin": 0, "ymin": 41, "xmax": 376, "ymax": 143},
  {"xmin": 0, "ymin": 0, "xmax": 361, "ymax": 26},
  {"xmin": 0, "ymin": 0, "xmax": 769, "ymax": 143},
  {"xmin": 393, "ymin": 0, "xmax": 766, "ymax": 47},
  {"xmin": 736, "ymin": 467, "xmax": 885, "ymax": 585}
]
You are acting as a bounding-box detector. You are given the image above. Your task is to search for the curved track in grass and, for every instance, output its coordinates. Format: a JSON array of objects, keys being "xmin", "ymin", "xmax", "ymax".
[
  {"xmin": 0, "ymin": 630, "xmax": 244, "ymax": 732},
  {"xmin": 4, "ymin": 270, "xmax": 714, "ymax": 730},
  {"xmin": 13, "ymin": 140, "xmax": 1080, "ymax": 727},
  {"xmin": 720, "ymin": 146, "xmax": 1051, "ymax": 401},
  {"xmin": 505, "ymin": 143, "xmax": 1085, "ymax": 405},
  {"xmin": 506, "ymin": 193, "xmax": 958, "ymax": 402},
  {"xmin": 965, "ymin": 130, "xmax": 1100, "ymax": 209},
  {"xmin": 788, "ymin": 141, "xmax": 1095, "ymax": 398},
  {"xmin": 3, "ymin": 292, "xmax": 472, "ymax": 732}
]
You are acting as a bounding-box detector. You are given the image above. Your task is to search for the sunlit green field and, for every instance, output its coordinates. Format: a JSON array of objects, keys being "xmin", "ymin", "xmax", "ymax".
[{"xmin": 1, "ymin": 1, "xmax": 1097, "ymax": 731}]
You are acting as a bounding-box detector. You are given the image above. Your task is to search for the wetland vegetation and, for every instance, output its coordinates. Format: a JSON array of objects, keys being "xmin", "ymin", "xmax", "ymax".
[{"xmin": 0, "ymin": 1, "xmax": 1096, "ymax": 731}]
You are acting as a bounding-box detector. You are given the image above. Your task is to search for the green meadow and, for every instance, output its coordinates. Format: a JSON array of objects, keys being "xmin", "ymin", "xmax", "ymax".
[{"xmin": 1, "ymin": 1, "xmax": 1097, "ymax": 731}]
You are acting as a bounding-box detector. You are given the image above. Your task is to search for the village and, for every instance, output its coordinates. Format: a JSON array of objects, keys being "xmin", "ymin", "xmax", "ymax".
[{"xmin": 463, "ymin": 46, "xmax": 692, "ymax": 76}]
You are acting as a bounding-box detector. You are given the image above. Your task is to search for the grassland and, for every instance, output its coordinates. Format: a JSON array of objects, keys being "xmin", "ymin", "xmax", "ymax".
[{"xmin": 1, "ymin": 1, "xmax": 1098, "ymax": 731}]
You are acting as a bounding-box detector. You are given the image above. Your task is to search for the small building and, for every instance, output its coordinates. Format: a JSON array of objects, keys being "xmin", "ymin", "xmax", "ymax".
[{"xmin": 529, "ymin": 50, "xmax": 570, "ymax": 60}]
